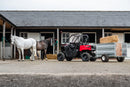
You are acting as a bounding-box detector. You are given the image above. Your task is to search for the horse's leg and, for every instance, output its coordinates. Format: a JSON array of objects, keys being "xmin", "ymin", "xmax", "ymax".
[
  {"xmin": 17, "ymin": 49, "xmax": 21, "ymax": 61},
  {"xmin": 37, "ymin": 51, "xmax": 40, "ymax": 59},
  {"xmin": 21, "ymin": 48, "xmax": 24, "ymax": 61},
  {"xmin": 41, "ymin": 50, "xmax": 45, "ymax": 60},
  {"xmin": 30, "ymin": 48, "xmax": 33, "ymax": 60},
  {"xmin": 32, "ymin": 48, "xmax": 35, "ymax": 61},
  {"xmin": 33, "ymin": 44, "xmax": 37, "ymax": 60},
  {"xmin": 45, "ymin": 49, "xmax": 48, "ymax": 61},
  {"xmin": 33, "ymin": 44, "xmax": 37, "ymax": 57}
]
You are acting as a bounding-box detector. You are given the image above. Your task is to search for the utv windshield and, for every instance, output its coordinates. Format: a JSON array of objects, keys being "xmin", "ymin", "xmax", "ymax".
[{"xmin": 68, "ymin": 34, "xmax": 89, "ymax": 44}]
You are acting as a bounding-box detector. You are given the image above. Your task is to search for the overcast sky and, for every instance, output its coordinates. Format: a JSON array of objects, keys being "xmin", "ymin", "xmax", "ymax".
[{"xmin": 0, "ymin": 0, "xmax": 130, "ymax": 11}]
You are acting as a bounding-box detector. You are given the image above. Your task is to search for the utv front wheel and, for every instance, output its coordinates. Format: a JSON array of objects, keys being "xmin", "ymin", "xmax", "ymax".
[
  {"xmin": 81, "ymin": 52, "xmax": 90, "ymax": 61},
  {"xmin": 57, "ymin": 52, "xmax": 65, "ymax": 61}
]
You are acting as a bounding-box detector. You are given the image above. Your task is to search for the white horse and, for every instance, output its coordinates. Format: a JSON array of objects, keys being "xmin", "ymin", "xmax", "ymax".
[{"xmin": 11, "ymin": 35, "xmax": 37, "ymax": 61}]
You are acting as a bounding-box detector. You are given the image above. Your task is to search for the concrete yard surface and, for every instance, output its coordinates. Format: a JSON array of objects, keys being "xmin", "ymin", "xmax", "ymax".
[
  {"xmin": 0, "ymin": 59, "xmax": 130, "ymax": 74},
  {"xmin": 0, "ymin": 59, "xmax": 130, "ymax": 87}
]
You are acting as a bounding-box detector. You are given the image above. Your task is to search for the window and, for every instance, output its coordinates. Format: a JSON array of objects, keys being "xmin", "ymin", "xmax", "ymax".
[
  {"xmin": 105, "ymin": 32, "xmax": 112, "ymax": 37},
  {"xmin": 20, "ymin": 32, "xmax": 27, "ymax": 39},
  {"xmin": 61, "ymin": 33, "xmax": 69, "ymax": 44}
]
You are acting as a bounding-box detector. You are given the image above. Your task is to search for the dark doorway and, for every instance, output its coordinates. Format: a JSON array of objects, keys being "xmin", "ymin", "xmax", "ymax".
[
  {"xmin": 83, "ymin": 33, "xmax": 96, "ymax": 43},
  {"xmin": 125, "ymin": 33, "xmax": 130, "ymax": 43},
  {"xmin": 0, "ymin": 33, "xmax": 11, "ymax": 47}
]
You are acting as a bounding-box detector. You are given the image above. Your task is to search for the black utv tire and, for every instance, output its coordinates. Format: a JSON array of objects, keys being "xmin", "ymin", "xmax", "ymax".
[
  {"xmin": 81, "ymin": 52, "xmax": 90, "ymax": 61},
  {"xmin": 90, "ymin": 57, "xmax": 96, "ymax": 62},
  {"xmin": 66, "ymin": 57, "xmax": 73, "ymax": 61},
  {"xmin": 57, "ymin": 52, "xmax": 65, "ymax": 61},
  {"xmin": 117, "ymin": 57, "xmax": 125, "ymax": 62},
  {"xmin": 101, "ymin": 54, "xmax": 109, "ymax": 62}
]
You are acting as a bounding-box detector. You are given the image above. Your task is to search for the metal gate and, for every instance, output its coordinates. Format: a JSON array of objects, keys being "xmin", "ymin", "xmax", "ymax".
[{"xmin": 0, "ymin": 42, "xmax": 12, "ymax": 59}]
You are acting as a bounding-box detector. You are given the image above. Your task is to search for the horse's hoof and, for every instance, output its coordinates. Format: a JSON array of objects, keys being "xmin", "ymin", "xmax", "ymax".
[
  {"xmin": 45, "ymin": 58, "xmax": 48, "ymax": 61},
  {"xmin": 22, "ymin": 60, "xmax": 24, "ymax": 61},
  {"xmin": 31, "ymin": 59, "xmax": 34, "ymax": 61},
  {"xmin": 18, "ymin": 60, "xmax": 20, "ymax": 61},
  {"xmin": 34, "ymin": 56, "xmax": 37, "ymax": 59}
]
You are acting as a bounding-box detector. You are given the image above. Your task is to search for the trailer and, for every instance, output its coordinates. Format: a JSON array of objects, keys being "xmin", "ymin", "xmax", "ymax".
[{"xmin": 95, "ymin": 43, "xmax": 127, "ymax": 62}]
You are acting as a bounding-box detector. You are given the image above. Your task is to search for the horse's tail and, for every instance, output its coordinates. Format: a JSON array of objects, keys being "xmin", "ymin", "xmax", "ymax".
[{"xmin": 32, "ymin": 39, "xmax": 37, "ymax": 57}]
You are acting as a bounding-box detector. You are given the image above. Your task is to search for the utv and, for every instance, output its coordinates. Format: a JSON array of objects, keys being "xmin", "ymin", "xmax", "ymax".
[{"xmin": 57, "ymin": 34, "xmax": 96, "ymax": 61}]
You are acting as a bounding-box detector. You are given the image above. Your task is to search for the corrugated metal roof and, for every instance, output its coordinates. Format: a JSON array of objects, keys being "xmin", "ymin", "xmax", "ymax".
[{"xmin": 0, "ymin": 11, "xmax": 130, "ymax": 27}]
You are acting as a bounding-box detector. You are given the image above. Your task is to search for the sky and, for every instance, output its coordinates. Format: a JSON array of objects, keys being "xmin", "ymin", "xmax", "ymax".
[{"xmin": 0, "ymin": 0, "xmax": 130, "ymax": 11}]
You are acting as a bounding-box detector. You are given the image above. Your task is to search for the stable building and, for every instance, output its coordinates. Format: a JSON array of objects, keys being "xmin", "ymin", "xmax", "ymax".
[{"xmin": 0, "ymin": 11, "xmax": 130, "ymax": 59}]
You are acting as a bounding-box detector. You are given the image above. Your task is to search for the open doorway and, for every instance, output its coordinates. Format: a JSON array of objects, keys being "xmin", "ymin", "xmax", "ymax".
[
  {"xmin": 41, "ymin": 32, "xmax": 54, "ymax": 54},
  {"xmin": 83, "ymin": 32, "xmax": 96, "ymax": 43}
]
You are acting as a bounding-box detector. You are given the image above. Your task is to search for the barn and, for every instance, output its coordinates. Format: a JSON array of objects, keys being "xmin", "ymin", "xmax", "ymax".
[{"xmin": 0, "ymin": 11, "xmax": 130, "ymax": 59}]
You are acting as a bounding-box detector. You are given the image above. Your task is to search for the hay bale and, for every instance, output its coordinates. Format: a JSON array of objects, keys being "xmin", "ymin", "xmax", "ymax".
[
  {"xmin": 116, "ymin": 43, "xmax": 122, "ymax": 56},
  {"xmin": 100, "ymin": 35, "xmax": 119, "ymax": 43},
  {"xmin": 47, "ymin": 54, "xmax": 57, "ymax": 59}
]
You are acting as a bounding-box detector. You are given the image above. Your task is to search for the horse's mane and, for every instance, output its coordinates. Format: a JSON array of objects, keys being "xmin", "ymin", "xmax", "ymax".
[{"xmin": 13, "ymin": 35, "xmax": 25, "ymax": 40}]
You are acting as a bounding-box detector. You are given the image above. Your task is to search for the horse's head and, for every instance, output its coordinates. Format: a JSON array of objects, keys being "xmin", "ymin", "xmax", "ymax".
[
  {"xmin": 46, "ymin": 37, "xmax": 53, "ymax": 46},
  {"xmin": 11, "ymin": 35, "xmax": 15, "ymax": 45}
]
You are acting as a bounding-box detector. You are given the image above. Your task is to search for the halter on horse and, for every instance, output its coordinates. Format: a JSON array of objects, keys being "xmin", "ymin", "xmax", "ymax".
[
  {"xmin": 11, "ymin": 35, "xmax": 37, "ymax": 61},
  {"xmin": 37, "ymin": 38, "xmax": 53, "ymax": 60}
]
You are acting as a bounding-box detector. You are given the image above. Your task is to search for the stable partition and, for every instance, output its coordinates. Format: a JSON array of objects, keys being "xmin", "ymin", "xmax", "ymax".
[
  {"xmin": 0, "ymin": 42, "xmax": 12, "ymax": 59},
  {"xmin": 0, "ymin": 42, "xmax": 2, "ymax": 59}
]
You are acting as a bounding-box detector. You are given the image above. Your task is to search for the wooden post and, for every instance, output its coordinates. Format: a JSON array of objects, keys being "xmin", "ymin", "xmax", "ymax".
[
  {"xmin": 11, "ymin": 27, "xmax": 13, "ymax": 58},
  {"xmin": 14, "ymin": 28, "xmax": 16, "ymax": 58},
  {"xmin": 57, "ymin": 28, "xmax": 59, "ymax": 54},
  {"xmin": 3, "ymin": 22, "xmax": 6, "ymax": 60},
  {"xmin": 53, "ymin": 33, "xmax": 55, "ymax": 54},
  {"xmin": 102, "ymin": 28, "xmax": 105, "ymax": 38}
]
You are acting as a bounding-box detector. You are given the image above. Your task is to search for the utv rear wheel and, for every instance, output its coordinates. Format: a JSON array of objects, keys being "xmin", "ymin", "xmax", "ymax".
[
  {"xmin": 66, "ymin": 57, "xmax": 73, "ymax": 61},
  {"xmin": 57, "ymin": 52, "xmax": 65, "ymax": 61},
  {"xmin": 117, "ymin": 57, "xmax": 125, "ymax": 62},
  {"xmin": 81, "ymin": 52, "xmax": 90, "ymax": 61},
  {"xmin": 101, "ymin": 54, "xmax": 109, "ymax": 62}
]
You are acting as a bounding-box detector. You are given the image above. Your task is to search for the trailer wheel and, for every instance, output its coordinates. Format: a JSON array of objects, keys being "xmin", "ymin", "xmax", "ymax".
[
  {"xmin": 57, "ymin": 52, "xmax": 65, "ymax": 61},
  {"xmin": 90, "ymin": 57, "xmax": 96, "ymax": 62},
  {"xmin": 81, "ymin": 52, "xmax": 90, "ymax": 61},
  {"xmin": 117, "ymin": 57, "xmax": 125, "ymax": 62},
  {"xmin": 101, "ymin": 54, "xmax": 109, "ymax": 62}
]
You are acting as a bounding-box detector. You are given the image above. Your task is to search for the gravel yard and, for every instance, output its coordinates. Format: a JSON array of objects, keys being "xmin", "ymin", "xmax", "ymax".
[{"xmin": 0, "ymin": 59, "xmax": 130, "ymax": 74}]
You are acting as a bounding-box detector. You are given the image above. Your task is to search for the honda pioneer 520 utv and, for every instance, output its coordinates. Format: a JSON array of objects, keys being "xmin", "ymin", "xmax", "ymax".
[{"xmin": 57, "ymin": 34, "xmax": 96, "ymax": 62}]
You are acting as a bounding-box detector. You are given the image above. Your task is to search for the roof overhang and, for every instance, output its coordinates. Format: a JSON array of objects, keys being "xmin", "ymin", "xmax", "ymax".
[{"xmin": 0, "ymin": 14, "xmax": 16, "ymax": 29}]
